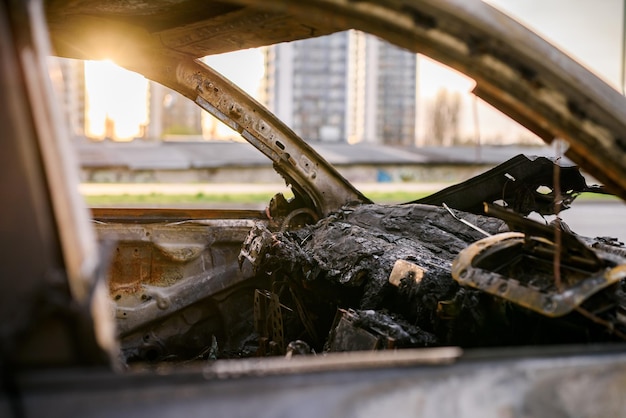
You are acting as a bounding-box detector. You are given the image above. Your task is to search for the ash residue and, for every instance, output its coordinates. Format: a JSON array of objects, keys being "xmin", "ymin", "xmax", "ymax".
[
  {"xmin": 249, "ymin": 203, "xmax": 516, "ymax": 350},
  {"xmin": 348, "ymin": 309, "xmax": 438, "ymax": 347},
  {"xmin": 289, "ymin": 204, "xmax": 506, "ymax": 310},
  {"xmin": 246, "ymin": 203, "xmax": 626, "ymax": 353}
]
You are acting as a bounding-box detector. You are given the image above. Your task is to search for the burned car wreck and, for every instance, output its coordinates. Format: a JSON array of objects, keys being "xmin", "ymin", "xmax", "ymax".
[
  {"xmin": 106, "ymin": 154, "xmax": 626, "ymax": 362},
  {"xmin": 47, "ymin": 0, "xmax": 626, "ymax": 362},
  {"xmin": 5, "ymin": 0, "xmax": 626, "ymax": 416}
]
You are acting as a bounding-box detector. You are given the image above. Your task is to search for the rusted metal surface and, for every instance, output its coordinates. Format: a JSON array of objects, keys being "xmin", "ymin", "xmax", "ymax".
[
  {"xmin": 126, "ymin": 52, "xmax": 369, "ymax": 216},
  {"xmin": 452, "ymin": 232, "xmax": 626, "ymax": 317},
  {"xmin": 45, "ymin": 1, "xmax": 345, "ymax": 59},
  {"xmin": 47, "ymin": 3, "xmax": 369, "ymax": 216},
  {"xmin": 254, "ymin": 289, "xmax": 285, "ymax": 355},
  {"xmin": 92, "ymin": 207, "xmax": 268, "ymax": 223},
  {"xmin": 96, "ymin": 217, "xmax": 263, "ymax": 343}
]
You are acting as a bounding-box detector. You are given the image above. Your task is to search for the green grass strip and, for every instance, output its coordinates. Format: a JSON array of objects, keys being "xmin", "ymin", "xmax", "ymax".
[
  {"xmin": 83, "ymin": 190, "xmax": 622, "ymax": 207},
  {"xmin": 84, "ymin": 190, "xmax": 435, "ymax": 206}
]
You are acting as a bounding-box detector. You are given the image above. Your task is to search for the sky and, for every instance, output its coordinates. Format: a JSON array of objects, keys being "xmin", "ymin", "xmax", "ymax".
[
  {"xmin": 84, "ymin": 60, "xmax": 149, "ymax": 140},
  {"xmin": 83, "ymin": 0, "xmax": 625, "ymax": 142},
  {"xmin": 416, "ymin": 0, "xmax": 624, "ymax": 144},
  {"xmin": 486, "ymin": 0, "xmax": 622, "ymax": 88},
  {"xmin": 203, "ymin": 50, "xmax": 265, "ymax": 97}
]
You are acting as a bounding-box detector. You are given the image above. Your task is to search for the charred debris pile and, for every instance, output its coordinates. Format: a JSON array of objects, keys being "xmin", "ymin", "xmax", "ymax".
[{"xmin": 238, "ymin": 156, "xmax": 626, "ymax": 357}]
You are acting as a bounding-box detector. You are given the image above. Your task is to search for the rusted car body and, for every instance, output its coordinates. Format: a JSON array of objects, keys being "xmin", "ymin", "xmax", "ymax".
[{"xmin": 3, "ymin": 0, "xmax": 626, "ymax": 416}]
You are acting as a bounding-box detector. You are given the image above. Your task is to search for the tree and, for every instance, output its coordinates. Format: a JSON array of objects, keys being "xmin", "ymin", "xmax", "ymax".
[{"xmin": 429, "ymin": 88, "xmax": 461, "ymax": 146}]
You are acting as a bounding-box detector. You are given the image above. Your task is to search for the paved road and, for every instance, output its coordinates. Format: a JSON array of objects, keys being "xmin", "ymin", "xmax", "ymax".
[
  {"xmin": 553, "ymin": 201, "xmax": 626, "ymax": 242},
  {"xmin": 527, "ymin": 200, "xmax": 626, "ymax": 243}
]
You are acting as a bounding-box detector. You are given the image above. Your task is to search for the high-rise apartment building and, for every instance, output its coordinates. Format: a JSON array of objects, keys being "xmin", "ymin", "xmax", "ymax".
[
  {"xmin": 51, "ymin": 57, "xmax": 86, "ymax": 137},
  {"xmin": 261, "ymin": 32, "xmax": 350, "ymax": 142},
  {"xmin": 261, "ymin": 30, "xmax": 418, "ymax": 145},
  {"xmin": 374, "ymin": 37, "xmax": 418, "ymax": 145},
  {"xmin": 148, "ymin": 82, "xmax": 203, "ymax": 139}
]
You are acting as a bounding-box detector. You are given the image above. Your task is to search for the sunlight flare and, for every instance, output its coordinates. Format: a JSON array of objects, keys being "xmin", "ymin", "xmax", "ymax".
[{"xmin": 84, "ymin": 60, "xmax": 148, "ymax": 141}]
